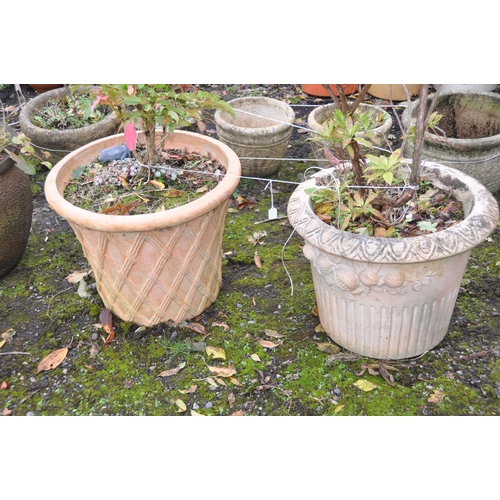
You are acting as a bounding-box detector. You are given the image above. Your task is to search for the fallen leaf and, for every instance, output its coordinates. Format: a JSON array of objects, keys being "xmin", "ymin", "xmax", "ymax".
[
  {"xmin": 0, "ymin": 328, "xmax": 16, "ymax": 349},
  {"xmin": 229, "ymin": 377, "xmax": 243, "ymax": 387},
  {"xmin": 206, "ymin": 346, "xmax": 226, "ymax": 360},
  {"xmin": 65, "ymin": 269, "xmax": 92, "ymax": 283},
  {"xmin": 164, "ymin": 189, "xmax": 183, "ymax": 198},
  {"xmin": 77, "ymin": 279, "xmax": 91, "ymax": 298},
  {"xmin": 206, "ymin": 377, "xmax": 218, "ymax": 387},
  {"xmin": 207, "ymin": 365, "xmax": 237, "ymax": 378},
  {"xmin": 231, "ymin": 410, "xmax": 244, "ymax": 416},
  {"xmin": 3, "ymin": 408, "xmax": 12, "ymax": 416},
  {"xmin": 228, "ymin": 392, "xmax": 236, "ymax": 408},
  {"xmin": 175, "ymin": 399, "xmax": 187, "ymax": 413},
  {"xmin": 103, "ymin": 199, "xmax": 141, "ymax": 215},
  {"xmin": 124, "ymin": 379, "xmax": 133, "ymax": 389},
  {"xmin": 89, "ymin": 343, "xmax": 99, "ymax": 357},
  {"xmin": 215, "ymin": 377, "xmax": 227, "ymax": 386},
  {"xmin": 254, "ymin": 252, "xmax": 262, "ymax": 268},
  {"xmin": 334, "ymin": 405, "xmax": 345, "ymax": 414},
  {"xmin": 37, "ymin": 346, "xmax": 68, "ymax": 373},
  {"xmin": 1, "ymin": 381, "xmax": 7, "ymax": 390},
  {"xmin": 378, "ymin": 361, "xmax": 396, "ymax": 387},
  {"xmin": 264, "ymin": 329, "xmax": 286, "ymax": 339},
  {"xmin": 212, "ymin": 322, "xmax": 230, "ymax": 331},
  {"xmin": 184, "ymin": 322, "xmax": 205, "ymax": 335},
  {"xmin": 258, "ymin": 339, "xmax": 278, "ymax": 349},
  {"xmin": 315, "ymin": 342, "xmax": 340, "ymax": 354},
  {"xmin": 158, "ymin": 362, "xmax": 186, "ymax": 378},
  {"xmin": 178, "ymin": 385, "xmax": 197, "ymax": 394},
  {"xmin": 149, "ymin": 179, "xmax": 165, "ymax": 189},
  {"xmin": 251, "ymin": 353, "xmax": 261, "ymax": 362},
  {"xmin": 428, "ymin": 389, "xmax": 445, "ymax": 404},
  {"xmin": 100, "ymin": 308, "xmax": 115, "ymax": 347},
  {"xmin": 196, "ymin": 185, "xmax": 209, "ymax": 194},
  {"xmin": 353, "ymin": 379, "xmax": 378, "ymax": 392},
  {"xmin": 191, "ymin": 410, "xmax": 205, "ymax": 416}
]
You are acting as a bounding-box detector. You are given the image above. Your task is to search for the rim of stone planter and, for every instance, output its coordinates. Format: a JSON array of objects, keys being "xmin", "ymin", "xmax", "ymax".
[
  {"xmin": 288, "ymin": 161, "xmax": 499, "ymax": 264},
  {"xmin": 19, "ymin": 85, "xmax": 121, "ymax": 164},
  {"xmin": 307, "ymin": 102, "xmax": 393, "ymax": 162},
  {"xmin": 44, "ymin": 130, "xmax": 242, "ymax": 232},
  {"xmin": 402, "ymin": 90, "xmax": 500, "ymax": 193}
]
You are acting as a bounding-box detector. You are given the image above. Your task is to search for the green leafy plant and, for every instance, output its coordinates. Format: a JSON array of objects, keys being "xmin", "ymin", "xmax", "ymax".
[
  {"xmin": 91, "ymin": 84, "xmax": 235, "ymax": 166},
  {"xmin": 306, "ymin": 84, "xmax": 448, "ymax": 237}
]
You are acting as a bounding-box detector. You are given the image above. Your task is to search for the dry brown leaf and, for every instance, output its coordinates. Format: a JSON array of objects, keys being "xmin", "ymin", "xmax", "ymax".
[
  {"xmin": 89, "ymin": 343, "xmax": 99, "ymax": 358},
  {"xmin": 196, "ymin": 185, "xmax": 209, "ymax": 194},
  {"xmin": 3, "ymin": 408, "xmax": 12, "ymax": 416},
  {"xmin": 207, "ymin": 365, "xmax": 236, "ymax": 378},
  {"xmin": 228, "ymin": 392, "xmax": 236, "ymax": 408},
  {"xmin": 100, "ymin": 308, "xmax": 115, "ymax": 347},
  {"xmin": 178, "ymin": 385, "xmax": 197, "ymax": 394},
  {"xmin": 215, "ymin": 377, "xmax": 227, "ymax": 386},
  {"xmin": 254, "ymin": 252, "xmax": 262, "ymax": 268},
  {"xmin": 37, "ymin": 347, "xmax": 68, "ymax": 373},
  {"xmin": 229, "ymin": 377, "xmax": 243, "ymax": 387},
  {"xmin": 149, "ymin": 179, "xmax": 165, "ymax": 189},
  {"xmin": 124, "ymin": 379, "xmax": 133, "ymax": 389},
  {"xmin": 315, "ymin": 342, "xmax": 340, "ymax": 354},
  {"xmin": 1, "ymin": 381, "xmax": 8, "ymax": 390},
  {"xmin": 158, "ymin": 362, "xmax": 186, "ymax": 378},
  {"xmin": 184, "ymin": 322, "xmax": 205, "ymax": 335},
  {"xmin": 65, "ymin": 269, "xmax": 92, "ymax": 284},
  {"xmin": 175, "ymin": 399, "xmax": 187, "ymax": 413},
  {"xmin": 251, "ymin": 353, "xmax": 261, "ymax": 362},
  {"xmin": 379, "ymin": 361, "xmax": 396, "ymax": 387},
  {"xmin": 0, "ymin": 328, "xmax": 16, "ymax": 348},
  {"xmin": 231, "ymin": 410, "xmax": 244, "ymax": 416},
  {"xmin": 164, "ymin": 189, "xmax": 183, "ymax": 198},
  {"xmin": 258, "ymin": 339, "xmax": 278, "ymax": 349},
  {"xmin": 206, "ymin": 377, "xmax": 218, "ymax": 387},
  {"xmin": 428, "ymin": 389, "xmax": 445, "ymax": 404},
  {"xmin": 264, "ymin": 329, "xmax": 286, "ymax": 339},
  {"xmin": 212, "ymin": 322, "xmax": 230, "ymax": 331}
]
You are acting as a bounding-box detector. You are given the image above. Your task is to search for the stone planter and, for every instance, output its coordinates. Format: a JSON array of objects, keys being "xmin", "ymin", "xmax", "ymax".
[
  {"xmin": 0, "ymin": 153, "xmax": 33, "ymax": 278},
  {"xmin": 402, "ymin": 90, "xmax": 500, "ymax": 193},
  {"xmin": 287, "ymin": 162, "xmax": 499, "ymax": 360},
  {"xmin": 307, "ymin": 103, "xmax": 393, "ymax": 163},
  {"xmin": 44, "ymin": 130, "xmax": 241, "ymax": 327},
  {"xmin": 20, "ymin": 86, "xmax": 120, "ymax": 164},
  {"xmin": 214, "ymin": 96, "xmax": 295, "ymax": 177}
]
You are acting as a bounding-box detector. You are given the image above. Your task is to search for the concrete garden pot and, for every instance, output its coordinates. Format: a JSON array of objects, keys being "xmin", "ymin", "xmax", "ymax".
[
  {"xmin": 0, "ymin": 153, "xmax": 33, "ymax": 278},
  {"xmin": 287, "ymin": 162, "xmax": 499, "ymax": 359},
  {"xmin": 44, "ymin": 130, "xmax": 241, "ymax": 327},
  {"xmin": 214, "ymin": 96, "xmax": 295, "ymax": 177},
  {"xmin": 307, "ymin": 103, "xmax": 393, "ymax": 164},
  {"xmin": 20, "ymin": 86, "xmax": 120, "ymax": 164},
  {"xmin": 402, "ymin": 90, "xmax": 500, "ymax": 193}
]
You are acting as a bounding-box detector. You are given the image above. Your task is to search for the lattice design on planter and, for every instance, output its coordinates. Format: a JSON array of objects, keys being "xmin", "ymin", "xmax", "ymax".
[{"xmin": 69, "ymin": 204, "xmax": 227, "ymax": 326}]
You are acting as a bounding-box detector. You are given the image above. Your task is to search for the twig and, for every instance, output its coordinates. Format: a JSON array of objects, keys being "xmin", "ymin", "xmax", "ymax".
[
  {"xmin": 0, "ymin": 351, "xmax": 31, "ymax": 356},
  {"xmin": 46, "ymin": 286, "xmax": 73, "ymax": 319}
]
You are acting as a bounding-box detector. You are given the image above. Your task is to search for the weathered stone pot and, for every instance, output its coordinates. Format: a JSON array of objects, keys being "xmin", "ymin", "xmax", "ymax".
[
  {"xmin": 287, "ymin": 162, "xmax": 499, "ymax": 359},
  {"xmin": 20, "ymin": 86, "xmax": 120, "ymax": 164},
  {"xmin": 307, "ymin": 103, "xmax": 393, "ymax": 163},
  {"xmin": 44, "ymin": 130, "xmax": 241, "ymax": 327},
  {"xmin": 402, "ymin": 90, "xmax": 500, "ymax": 193},
  {"xmin": 214, "ymin": 96, "xmax": 295, "ymax": 177},
  {"xmin": 0, "ymin": 153, "xmax": 33, "ymax": 278}
]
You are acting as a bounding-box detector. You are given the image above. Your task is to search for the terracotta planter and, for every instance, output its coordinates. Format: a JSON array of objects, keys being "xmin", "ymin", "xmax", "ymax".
[
  {"xmin": 28, "ymin": 84, "xmax": 64, "ymax": 93},
  {"xmin": 0, "ymin": 153, "xmax": 33, "ymax": 278},
  {"xmin": 44, "ymin": 130, "xmax": 241, "ymax": 326},
  {"xmin": 20, "ymin": 86, "xmax": 120, "ymax": 164},
  {"xmin": 307, "ymin": 103, "xmax": 393, "ymax": 163},
  {"xmin": 287, "ymin": 162, "xmax": 499, "ymax": 359},
  {"xmin": 301, "ymin": 84, "xmax": 358, "ymax": 97},
  {"xmin": 368, "ymin": 84, "xmax": 421, "ymax": 101},
  {"xmin": 214, "ymin": 96, "xmax": 295, "ymax": 177},
  {"xmin": 402, "ymin": 90, "xmax": 500, "ymax": 193}
]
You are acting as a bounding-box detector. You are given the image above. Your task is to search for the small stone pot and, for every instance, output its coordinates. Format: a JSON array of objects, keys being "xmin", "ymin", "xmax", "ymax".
[
  {"xmin": 215, "ymin": 96, "xmax": 295, "ymax": 177},
  {"xmin": 402, "ymin": 90, "xmax": 500, "ymax": 193},
  {"xmin": 20, "ymin": 86, "xmax": 120, "ymax": 164},
  {"xmin": 0, "ymin": 154, "xmax": 33, "ymax": 278},
  {"xmin": 307, "ymin": 103, "xmax": 393, "ymax": 164}
]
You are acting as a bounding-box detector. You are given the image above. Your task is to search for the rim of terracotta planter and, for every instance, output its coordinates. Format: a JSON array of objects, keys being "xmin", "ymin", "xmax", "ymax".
[
  {"xmin": 301, "ymin": 84, "xmax": 359, "ymax": 97},
  {"xmin": 288, "ymin": 161, "xmax": 499, "ymax": 264},
  {"xmin": 214, "ymin": 96, "xmax": 295, "ymax": 136},
  {"xmin": 44, "ymin": 130, "xmax": 241, "ymax": 232},
  {"xmin": 403, "ymin": 90, "xmax": 500, "ymax": 151}
]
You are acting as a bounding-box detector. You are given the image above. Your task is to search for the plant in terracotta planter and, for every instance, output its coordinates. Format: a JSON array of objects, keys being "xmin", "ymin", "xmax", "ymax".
[
  {"xmin": 44, "ymin": 84, "xmax": 241, "ymax": 327},
  {"xmin": 0, "ymin": 110, "xmax": 52, "ymax": 277},
  {"xmin": 20, "ymin": 85, "xmax": 121, "ymax": 164},
  {"xmin": 288, "ymin": 84, "xmax": 499, "ymax": 359}
]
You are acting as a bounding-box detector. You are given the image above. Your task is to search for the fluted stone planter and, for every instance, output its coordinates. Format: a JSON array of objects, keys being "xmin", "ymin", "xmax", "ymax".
[
  {"xmin": 44, "ymin": 130, "xmax": 241, "ymax": 327},
  {"xmin": 402, "ymin": 90, "xmax": 500, "ymax": 193},
  {"xmin": 307, "ymin": 103, "xmax": 393, "ymax": 163},
  {"xmin": 20, "ymin": 86, "xmax": 120, "ymax": 164},
  {"xmin": 0, "ymin": 154, "xmax": 33, "ymax": 278},
  {"xmin": 287, "ymin": 162, "xmax": 499, "ymax": 360},
  {"xmin": 215, "ymin": 96, "xmax": 295, "ymax": 177}
]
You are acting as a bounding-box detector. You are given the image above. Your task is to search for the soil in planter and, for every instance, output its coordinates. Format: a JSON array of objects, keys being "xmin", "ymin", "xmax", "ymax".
[
  {"xmin": 64, "ymin": 147, "xmax": 227, "ymax": 215},
  {"xmin": 432, "ymin": 95, "xmax": 500, "ymax": 140},
  {"xmin": 31, "ymin": 91, "xmax": 112, "ymax": 130}
]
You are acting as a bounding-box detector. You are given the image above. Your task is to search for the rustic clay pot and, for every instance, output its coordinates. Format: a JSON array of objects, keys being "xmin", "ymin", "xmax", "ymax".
[
  {"xmin": 402, "ymin": 90, "xmax": 500, "ymax": 193},
  {"xmin": 368, "ymin": 84, "xmax": 421, "ymax": 101},
  {"xmin": 214, "ymin": 96, "xmax": 294, "ymax": 177},
  {"xmin": 307, "ymin": 103, "xmax": 393, "ymax": 163},
  {"xmin": 287, "ymin": 162, "xmax": 499, "ymax": 359},
  {"xmin": 44, "ymin": 130, "xmax": 241, "ymax": 327},
  {"xmin": 301, "ymin": 84, "xmax": 358, "ymax": 97},
  {"xmin": 0, "ymin": 153, "xmax": 33, "ymax": 278},
  {"xmin": 20, "ymin": 86, "xmax": 120, "ymax": 164}
]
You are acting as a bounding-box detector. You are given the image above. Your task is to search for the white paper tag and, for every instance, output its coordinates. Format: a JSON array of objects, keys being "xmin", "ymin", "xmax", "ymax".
[{"xmin": 268, "ymin": 207, "xmax": 278, "ymax": 220}]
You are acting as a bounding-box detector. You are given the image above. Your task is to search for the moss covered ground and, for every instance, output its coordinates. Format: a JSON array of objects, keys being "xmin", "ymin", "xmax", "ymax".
[{"xmin": 1, "ymin": 84, "xmax": 499, "ymax": 417}]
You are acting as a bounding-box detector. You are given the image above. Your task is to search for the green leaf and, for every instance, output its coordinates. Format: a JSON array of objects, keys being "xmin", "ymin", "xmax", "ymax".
[{"xmin": 417, "ymin": 220, "xmax": 438, "ymax": 232}]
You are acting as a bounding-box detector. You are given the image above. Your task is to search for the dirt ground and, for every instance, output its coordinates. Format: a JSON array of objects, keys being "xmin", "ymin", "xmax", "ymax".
[{"xmin": 1, "ymin": 84, "xmax": 499, "ymax": 417}]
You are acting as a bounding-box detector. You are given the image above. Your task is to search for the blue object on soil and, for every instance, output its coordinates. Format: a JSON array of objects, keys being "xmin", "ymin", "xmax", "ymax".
[{"xmin": 98, "ymin": 145, "xmax": 131, "ymax": 162}]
